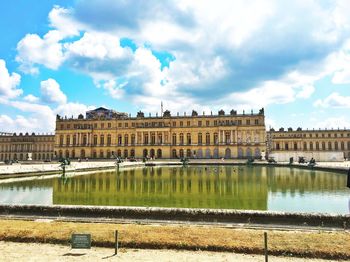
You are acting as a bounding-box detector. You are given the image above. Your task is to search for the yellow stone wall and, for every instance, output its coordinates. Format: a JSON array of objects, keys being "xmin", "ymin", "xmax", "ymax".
[
  {"xmin": 268, "ymin": 128, "xmax": 350, "ymax": 159},
  {"xmin": 54, "ymin": 110, "xmax": 266, "ymax": 159},
  {"xmin": 0, "ymin": 132, "xmax": 55, "ymax": 161}
]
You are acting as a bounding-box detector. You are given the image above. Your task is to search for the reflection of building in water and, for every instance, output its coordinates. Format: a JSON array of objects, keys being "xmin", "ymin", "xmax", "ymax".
[
  {"xmin": 0, "ymin": 132, "xmax": 54, "ymax": 161},
  {"xmin": 52, "ymin": 166, "xmax": 268, "ymax": 210},
  {"xmin": 55, "ymin": 107, "xmax": 266, "ymax": 159},
  {"xmin": 52, "ymin": 167, "xmax": 348, "ymax": 210}
]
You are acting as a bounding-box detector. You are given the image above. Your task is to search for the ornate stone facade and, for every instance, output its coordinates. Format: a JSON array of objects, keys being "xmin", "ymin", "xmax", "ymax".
[
  {"xmin": 267, "ymin": 127, "xmax": 350, "ymax": 159},
  {"xmin": 54, "ymin": 108, "xmax": 266, "ymax": 159},
  {"xmin": 0, "ymin": 132, "xmax": 55, "ymax": 161}
]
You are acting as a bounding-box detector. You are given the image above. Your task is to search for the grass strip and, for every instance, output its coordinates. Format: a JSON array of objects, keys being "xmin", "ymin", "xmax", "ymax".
[{"xmin": 0, "ymin": 219, "xmax": 349, "ymax": 260}]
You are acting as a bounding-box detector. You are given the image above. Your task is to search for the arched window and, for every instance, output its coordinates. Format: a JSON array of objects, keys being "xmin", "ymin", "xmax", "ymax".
[
  {"xmin": 172, "ymin": 133, "xmax": 177, "ymax": 145},
  {"xmin": 214, "ymin": 133, "xmax": 218, "ymax": 145},
  {"xmin": 179, "ymin": 133, "xmax": 184, "ymax": 145},
  {"xmin": 198, "ymin": 133, "xmax": 202, "ymax": 145},
  {"xmin": 172, "ymin": 149, "xmax": 177, "ymax": 158},
  {"xmin": 179, "ymin": 149, "xmax": 184, "ymax": 158},
  {"xmin": 335, "ymin": 141, "xmax": 339, "ymax": 150},
  {"xmin": 93, "ymin": 135, "xmax": 98, "ymax": 145},
  {"xmin": 206, "ymin": 133, "xmax": 210, "ymax": 145},
  {"xmin": 157, "ymin": 149, "xmax": 162, "ymax": 158},
  {"xmin": 107, "ymin": 134, "xmax": 111, "ymax": 145},
  {"xmin": 151, "ymin": 133, "xmax": 156, "ymax": 145},
  {"xmin": 328, "ymin": 142, "xmax": 332, "ymax": 150},
  {"xmin": 100, "ymin": 135, "xmax": 104, "ymax": 145},
  {"xmin": 131, "ymin": 134, "xmax": 135, "ymax": 145},
  {"xmin": 143, "ymin": 149, "xmax": 148, "ymax": 157},
  {"xmin": 124, "ymin": 134, "xmax": 129, "ymax": 145},
  {"xmin": 187, "ymin": 133, "xmax": 191, "ymax": 145}
]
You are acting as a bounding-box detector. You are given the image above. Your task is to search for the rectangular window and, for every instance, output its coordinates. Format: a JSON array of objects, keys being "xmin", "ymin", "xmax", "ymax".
[
  {"xmin": 206, "ymin": 121, "xmax": 209, "ymax": 126},
  {"xmin": 187, "ymin": 121, "xmax": 190, "ymax": 126},
  {"xmin": 118, "ymin": 123, "xmax": 122, "ymax": 127},
  {"xmin": 237, "ymin": 120, "xmax": 242, "ymax": 125},
  {"xmin": 172, "ymin": 121, "xmax": 176, "ymax": 127},
  {"xmin": 180, "ymin": 121, "xmax": 183, "ymax": 127},
  {"xmin": 198, "ymin": 121, "xmax": 202, "ymax": 127},
  {"xmin": 246, "ymin": 119, "xmax": 250, "ymax": 125},
  {"xmin": 101, "ymin": 123, "xmax": 104, "ymax": 128},
  {"xmin": 125, "ymin": 123, "xmax": 128, "ymax": 128},
  {"xmin": 255, "ymin": 119, "xmax": 259, "ymax": 125}
]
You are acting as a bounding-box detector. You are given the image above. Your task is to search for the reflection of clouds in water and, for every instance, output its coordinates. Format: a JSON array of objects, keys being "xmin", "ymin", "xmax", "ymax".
[{"xmin": 0, "ymin": 188, "xmax": 52, "ymax": 205}]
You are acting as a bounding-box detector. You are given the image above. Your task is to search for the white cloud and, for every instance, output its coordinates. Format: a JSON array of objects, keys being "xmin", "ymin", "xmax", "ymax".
[
  {"xmin": 16, "ymin": 30, "xmax": 67, "ymax": 74},
  {"xmin": 314, "ymin": 92, "xmax": 350, "ymax": 108},
  {"xmin": 40, "ymin": 78, "xmax": 67, "ymax": 104},
  {"xmin": 13, "ymin": 1, "xmax": 350, "ymax": 114},
  {"xmin": 48, "ymin": 5, "xmax": 81, "ymax": 38},
  {"xmin": 296, "ymin": 85, "xmax": 315, "ymax": 99},
  {"xmin": 54, "ymin": 102, "xmax": 95, "ymax": 118},
  {"xmin": 23, "ymin": 94, "xmax": 39, "ymax": 103},
  {"xmin": 310, "ymin": 116, "xmax": 350, "ymax": 129},
  {"xmin": 0, "ymin": 59, "xmax": 22, "ymax": 99}
]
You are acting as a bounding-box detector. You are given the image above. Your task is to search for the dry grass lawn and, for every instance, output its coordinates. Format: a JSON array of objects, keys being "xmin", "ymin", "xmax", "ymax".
[{"xmin": 0, "ymin": 219, "xmax": 349, "ymax": 260}]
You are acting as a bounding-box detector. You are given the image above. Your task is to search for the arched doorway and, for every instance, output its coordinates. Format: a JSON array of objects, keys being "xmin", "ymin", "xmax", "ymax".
[
  {"xmin": 150, "ymin": 149, "xmax": 155, "ymax": 158},
  {"xmin": 213, "ymin": 148, "xmax": 219, "ymax": 158},
  {"xmin": 143, "ymin": 149, "xmax": 148, "ymax": 157},
  {"xmin": 186, "ymin": 149, "xmax": 191, "ymax": 158},
  {"xmin": 197, "ymin": 149, "xmax": 203, "ymax": 158},
  {"xmin": 117, "ymin": 149, "xmax": 122, "ymax": 157},
  {"xmin": 124, "ymin": 149, "xmax": 128, "ymax": 158},
  {"xmin": 238, "ymin": 147, "xmax": 243, "ymax": 158},
  {"xmin": 93, "ymin": 151, "xmax": 97, "ymax": 158},
  {"xmin": 172, "ymin": 149, "xmax": 177, "ymax": 158},
  {"xmin": 254, "ymin": 148, "xmax": 261, "ymax": 158},
  {"xmin": 81, "ymin": 149, "xmax": 85, "ymax": 159},
  {"xmin": 130, "ymin": 149, "xmax": 135, "ymax": 157},
  {"xmin": 225, "ymin": 148, "xmax": 231, "ymax": 158},
  {"xmin": 179, "ymin": 149, "xmax": 184, "ymax": 158},
  {"xmin": 157, "ymin": 149, "xmax": 162, "ymax": 158},
  {"xmin": 246, "ymin": 148, "xmax": 252, "ymax": 158},
  {"xmin": 107, "ymin": 150, "xmax": 111, "ymax": 158},
  {"xmin": 205, "ymin": 148, "xmax": 211, "ymax": 158},
  {"xmin": 65, "ymin": 150, "xmax": 69, "ymax": 158}
]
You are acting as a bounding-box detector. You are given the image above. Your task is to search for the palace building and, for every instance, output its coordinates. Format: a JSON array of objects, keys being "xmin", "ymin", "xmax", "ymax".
[
  {"xmin": 267, "ymin": 127, "xmax": 350, "ymax": 161},
  {"xmin": 0, "ymin": 132, "xmax": 55, "ymax": 161},
  {"xmin": 54, "ymin": 107, "xmax": 266, "ymax": 159}
]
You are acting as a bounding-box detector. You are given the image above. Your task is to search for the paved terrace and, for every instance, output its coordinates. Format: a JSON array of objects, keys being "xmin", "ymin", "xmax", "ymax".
[{"xmin": 0, "ymin": 159, "xmax": 350, "ymax": 177}]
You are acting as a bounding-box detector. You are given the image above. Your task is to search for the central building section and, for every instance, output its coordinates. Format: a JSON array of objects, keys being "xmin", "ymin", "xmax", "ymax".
[{"xmin": 55, "ymin": 107, "xmax": 266, "ymax": 159}]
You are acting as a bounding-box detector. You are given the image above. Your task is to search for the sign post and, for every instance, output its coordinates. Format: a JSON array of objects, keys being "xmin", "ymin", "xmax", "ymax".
[
  {"xmin": 264, "ymin": 232, "xmax": 268, "ymax": 262},
  {"xmin": 115, "ymin": 230, "xmax": 119, "ymax": 255}
]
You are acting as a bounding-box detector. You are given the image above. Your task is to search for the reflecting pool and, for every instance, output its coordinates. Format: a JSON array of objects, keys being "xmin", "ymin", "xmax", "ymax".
[{"xmin": 0, "ymin": 166, "xmax": 349, "ymax": 214}]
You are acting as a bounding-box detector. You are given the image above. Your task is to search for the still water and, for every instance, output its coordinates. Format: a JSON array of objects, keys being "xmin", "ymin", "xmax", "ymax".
[{"xmin": 0, "ymin": 166, "xmax": 349, "ymax": 214}]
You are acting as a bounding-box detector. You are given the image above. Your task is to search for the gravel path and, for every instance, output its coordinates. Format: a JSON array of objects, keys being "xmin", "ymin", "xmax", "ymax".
[{"xmin": 0, "ymin": 241, "xmax": 340, "ymax": 262}]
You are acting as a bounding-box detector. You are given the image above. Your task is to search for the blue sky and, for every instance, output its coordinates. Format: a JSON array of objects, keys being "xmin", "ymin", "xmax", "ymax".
[{"xmin": 1, "ymin": 0, "xmax": 350, "ymax": 132}]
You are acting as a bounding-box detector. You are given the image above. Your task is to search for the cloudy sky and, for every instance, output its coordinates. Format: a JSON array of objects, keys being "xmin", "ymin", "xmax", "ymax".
[{"xmin": 1, "ymin": 0, "xmax": 350, "ymax": 133}]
